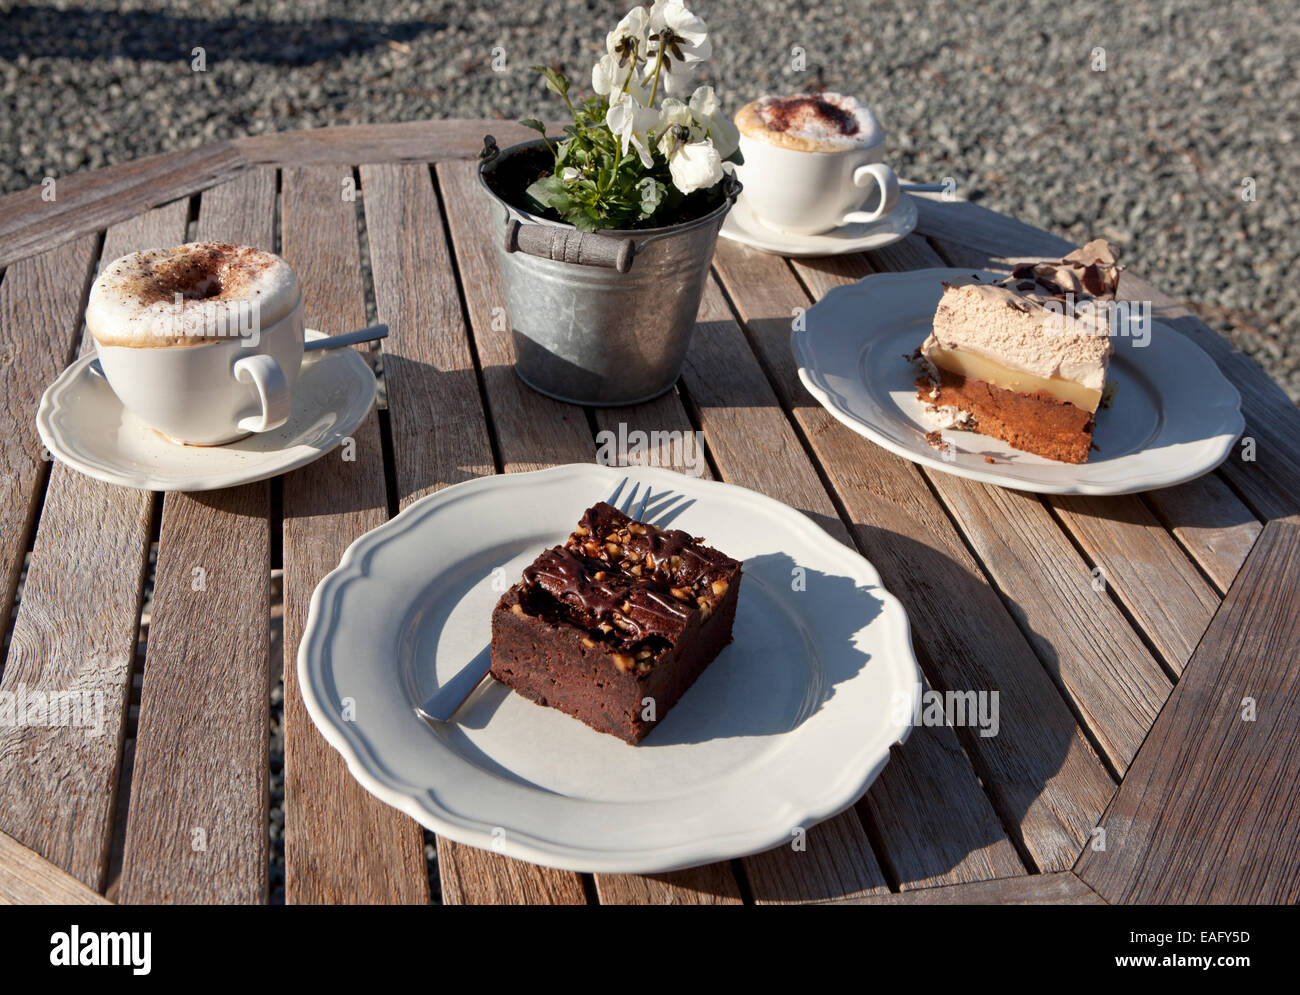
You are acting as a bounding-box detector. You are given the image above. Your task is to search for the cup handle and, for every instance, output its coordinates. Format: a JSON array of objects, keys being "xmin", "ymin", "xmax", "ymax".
[
  {"xmin": 843, "ymin": 162, "xmax": 901, "ymax": 224},
  {"xmin": 233, "ymin": 354, "xmax": 291, "ymax": 433}
]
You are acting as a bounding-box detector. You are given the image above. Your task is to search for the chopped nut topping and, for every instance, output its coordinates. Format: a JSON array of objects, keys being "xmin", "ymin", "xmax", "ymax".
[
  {"xmin": 606, "ymin": 541, "xmax": 622, "ymax": 556},
  {"xmin": 670, "ymin": 587, "xmax": 691, "ymax": 601},
  {"xmin": 510, "ymin": 602, "xmax": 525, "ymax": 615},
  {"xmin": 711, "ymin": 579, "xmax": 729, "ymax": 597},
  {"xmin": 612, "ymin": 652, "xmax": 635, "ymax": 673},
  {"xmin": 581, "ymin": 636, "xmax": 596, "ymax": 648}
]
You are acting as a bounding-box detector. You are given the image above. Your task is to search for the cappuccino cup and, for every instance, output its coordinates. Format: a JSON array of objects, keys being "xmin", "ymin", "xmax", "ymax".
[
  {"xmin": 733, "ymin": 93, "xmax": 900, "ymax": 236},
  {"xmin": 86, "ymin": 242, "xmax": 304, "ymax": 446}
]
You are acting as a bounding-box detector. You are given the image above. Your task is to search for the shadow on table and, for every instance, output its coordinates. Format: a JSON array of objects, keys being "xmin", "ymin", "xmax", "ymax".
[
  {"xmin": 1, "ymin": 7, "xmax": 441, "ymax": 65},
  {"xmin": 727, "ymin": 505, "xmax": 1081, "ymax": 902}
]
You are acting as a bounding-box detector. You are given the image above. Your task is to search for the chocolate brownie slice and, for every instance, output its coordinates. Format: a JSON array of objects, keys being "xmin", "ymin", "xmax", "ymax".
[{"xmin": 489, "ymin": 502, "xmax": 742, "ymax": 744}]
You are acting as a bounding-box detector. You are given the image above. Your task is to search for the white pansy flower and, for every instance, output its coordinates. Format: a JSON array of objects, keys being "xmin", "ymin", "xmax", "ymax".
[
  {"xmin": 607, "ymin": 91, "xmax": 660, "ymax": 168},
  {"xmin": 606, "ymin": 6, "xmax": 650, "ymax": 66},
  {"xmin": 687, "ymin": 85, "xmax": 739, "ymax": 158},
  {"xmin": 592, "ymin": 54, "xmax": 631, "ymax": 97},
  {"xmin": 561, "ymin": 167, "xmax": 581, "ymax": 182},
  {"xmin": 654, "ymin": 97, "xmax": 696, "ymax": 155},
  {"xmin": 648, "ymin": 0, "xmax": 712, "ymax": 66},
  {"xmin": 666, "ymin": 138, "xmax": 723, "ymax": 194},
  {"xmin": 653, "ymin": 98, "xmax": 722, "ymax": 193}
]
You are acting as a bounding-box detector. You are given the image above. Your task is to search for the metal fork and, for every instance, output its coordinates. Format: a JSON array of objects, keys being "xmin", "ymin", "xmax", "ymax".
[{"xmin": 416, "ymin": 476, "xmax": 654, "ymax": 725}]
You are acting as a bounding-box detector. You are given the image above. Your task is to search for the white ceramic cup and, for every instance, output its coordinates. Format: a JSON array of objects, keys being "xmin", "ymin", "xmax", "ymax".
[
  {"xmin": 735, "ymin": 131, "xmax": 900, "ymax": 236},
  {"xmin": 94, "ymin": 297, "xmax": 305, "ymax": 446}
]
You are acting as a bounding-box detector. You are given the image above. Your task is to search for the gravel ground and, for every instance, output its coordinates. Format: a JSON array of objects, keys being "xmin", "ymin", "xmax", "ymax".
[
  {"xmin": 3, "ymin": 0, "xmax": 1295, "ymax": 904},
  {"xmin": 3, "ymin": 0, "xmax": 1298, "ymax": 399}
]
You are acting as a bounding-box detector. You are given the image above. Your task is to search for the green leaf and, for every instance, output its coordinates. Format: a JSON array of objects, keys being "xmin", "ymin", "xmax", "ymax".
[
  {"xmin": 524, "ymin": 176, "xmax": 575, "ymax": 215},
  {"xmin": 518, "ymin": 118, "xmax": 547, "ymax": 136},
  {"xmin": 530, "ymin": 64, "xmax": 570, "ymax": 98}
]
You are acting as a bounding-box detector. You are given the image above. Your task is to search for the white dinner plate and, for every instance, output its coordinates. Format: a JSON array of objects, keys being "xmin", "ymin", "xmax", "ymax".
[
  {"xmin": 36, "ymin": 330, "xmax": 377, "ymax": 492},
  {"xmin": 719, "ymin": 193, "xmax": 918, "ymax": 257},
  {"xmin": 298, "ymin": 463, "xmax": 920, "ymax": 874},
  {"xmin": 794, "ymin": 269, "xmax": 1244, "ymax": 495}
]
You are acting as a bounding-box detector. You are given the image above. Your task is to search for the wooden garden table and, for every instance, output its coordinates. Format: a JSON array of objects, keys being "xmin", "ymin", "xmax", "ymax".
[{"xmin": 0, "ymin": 120, "xmax": 1297, "ymax": 906}]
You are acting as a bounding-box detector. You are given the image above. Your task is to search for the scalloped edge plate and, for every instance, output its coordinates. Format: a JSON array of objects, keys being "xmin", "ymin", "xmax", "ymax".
[
  {"xmin": 36, "ymin": 330, "xmax": 376, "ymax": 492},
  {"xmin": 794, "ymin": 269, "xmax": 1244, "ymax": 495},
  {"xmin": 297, "ymin": 463, "xmax": 920, "ymax": 874}
]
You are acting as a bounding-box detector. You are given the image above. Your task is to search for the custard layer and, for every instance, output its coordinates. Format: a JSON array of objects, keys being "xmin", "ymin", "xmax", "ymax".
[{"xmin": 925, "ymin": 346, "xmax": 1102, "ymax": 413}]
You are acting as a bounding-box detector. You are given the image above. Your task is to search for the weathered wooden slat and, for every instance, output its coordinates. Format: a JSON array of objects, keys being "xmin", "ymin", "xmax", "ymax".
[
  {"xmin": 278, "ymin": 165, "xmax": 428, "ymax": 903},
  {"xmin": 436, "ymin": 159, "xmax": 751, "ymax": 905},
  {"xmin": 1076, "ymin": 518, "xmax": 1300, "ymax": 904},
  {"xmin": 820, "ymin": 870, "xmax": 1105, "ymax": 905},
  {"xmin": 0, "ymin": 144, "xmax": 247, "ymax": 270},
  {"xmin": 1048, "ymin": 493, "xmax": 1221, "ymax": 670},
  {"xmin": 0, "ymin": 829, "xmax": 112, "ymax": 905},
  {"xmin": 1143, "ymin": 476, "xmax": 1262, "ymax": 594},
  {"xmin": 118, "ymin": 171, "xmax": 278, "ymax": 904},
  {"xmin": 361, "ymin": 161, "xmax": 584, "ymax": 905},
  {"xmin": 713, "ymin": 238, "xmax": 1114, "ymax": 873},
  {"xmin": 0, "ymin": 204, "xmax": 187, "ymax": 891},
  {"xmin": 0, "ymin": 234, "xmax": 99, "ymax": 643},
  {"xmin": 594, "ymin": 866, "xmax": 745, "ymax": 905}
]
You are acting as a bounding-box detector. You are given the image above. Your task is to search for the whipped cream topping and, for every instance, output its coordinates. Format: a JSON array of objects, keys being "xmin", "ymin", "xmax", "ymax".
[
  {"xmin": 87, "ymin": 242, "xmax": 300, "ymax": 348},
  {"xmin": 921, "ymin": 241, "xmax": 1124, "ymax": 391},
  {"xmin": 735, "ymin": 92, "xmax": 884, "ymax": 152}
]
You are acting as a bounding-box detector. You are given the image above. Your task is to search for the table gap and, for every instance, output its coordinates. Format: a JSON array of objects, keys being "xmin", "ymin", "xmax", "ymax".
[
  {"xmin": 1037, "ymin": 495, "xmax": 1184, "ymax": 686},
  {"xmin": 272, "ymin": 168, "xmax": 283, "ymax": 256},
  {"xmin": 269, "ymin": 565, "xmax": 285, "ymax": 905},
  {"xmin": 103, "ymin": 493, "xmax": 160, "ymax": 900},
  {"xmin": 352, "ymin": 166, "xmax": 380, "ymax": 331},
  {"xmin": 425, "ymin": 163, "xmax": 505, "ymax": 477},
  {"xmin": 183, "ymin": 193, "xmax": 200, "ymax": 243},
  {"xmin": 349, "ymin": 168, "xmax": 387, "ymax": 409},
  {"xmin": 727, "ymin": 858, "xmax": 756, "ymax": 905},
  {"xmin": 0, "ymin": 460, "xmax": 53, "ymax": 678}
]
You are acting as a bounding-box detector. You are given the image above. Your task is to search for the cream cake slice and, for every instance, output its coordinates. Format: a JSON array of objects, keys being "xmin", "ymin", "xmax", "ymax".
[{"xmin": 913, "ymin": 240, "xmax": 1122, "ymax": 463}]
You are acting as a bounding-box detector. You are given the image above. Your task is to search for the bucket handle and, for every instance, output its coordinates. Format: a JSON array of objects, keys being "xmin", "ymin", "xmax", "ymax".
[{"xmin": 481, "ymin": 134, "xmax": 742, "ymax": 276}]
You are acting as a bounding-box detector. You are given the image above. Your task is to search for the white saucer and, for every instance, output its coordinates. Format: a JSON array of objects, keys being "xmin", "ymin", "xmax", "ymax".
[
  {"xmin": 794, "ymin": 270, "xmax": 1244, "ymax": 495},
  {"xmin": 298, "ymin": 463, "xmax": 920, "ymax": 873},
  {"xmin": 37, "ymin": 330, "xmax": 377, "ymax": 492},
  {"xmin": 719, "ymin": 192, "xmax": 918, "ymax": 257}
]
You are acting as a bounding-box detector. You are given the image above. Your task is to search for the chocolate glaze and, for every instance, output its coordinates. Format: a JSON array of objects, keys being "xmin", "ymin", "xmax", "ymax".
[{"xmin": 518, "ymin": 502, "xmax": 738, "ymax": 648}]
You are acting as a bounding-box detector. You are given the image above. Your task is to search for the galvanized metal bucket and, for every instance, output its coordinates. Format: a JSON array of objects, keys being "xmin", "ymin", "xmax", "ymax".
[{"xmin": 477, "ymin": 135, "xmax": 740, "ymax": 406}]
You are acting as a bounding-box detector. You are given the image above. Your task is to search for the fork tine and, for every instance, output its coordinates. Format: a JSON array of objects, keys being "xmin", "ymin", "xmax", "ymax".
[
  {"xmin": 607, "ymin": 475, "xmax": 628, "ymax": 507},
  {"xmin": 621, "ymin": 482, "xmax": 641, "ymax": 515},
  {"xmin": 635, "ymin": 485, "xmax": 652, "ymax": 522}
]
